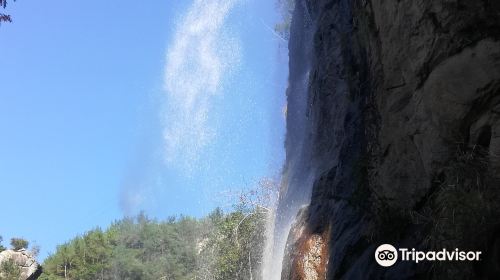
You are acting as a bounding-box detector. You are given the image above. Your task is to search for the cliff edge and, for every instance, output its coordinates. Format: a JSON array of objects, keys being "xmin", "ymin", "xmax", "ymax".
[{"xmin": 281, "ymin": 0, "xmax": 500, "ymax": 279}]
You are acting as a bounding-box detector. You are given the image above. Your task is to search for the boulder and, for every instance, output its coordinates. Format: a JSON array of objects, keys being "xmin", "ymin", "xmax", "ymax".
[{"xmin": 0, "ymin": 249, "xmax": 42, "ymax": 280}]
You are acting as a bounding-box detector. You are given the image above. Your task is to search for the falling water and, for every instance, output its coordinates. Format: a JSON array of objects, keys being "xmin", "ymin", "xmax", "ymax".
[{"xmin": 262, "ymin": 1, "xmax": 315, "ymax": 279}]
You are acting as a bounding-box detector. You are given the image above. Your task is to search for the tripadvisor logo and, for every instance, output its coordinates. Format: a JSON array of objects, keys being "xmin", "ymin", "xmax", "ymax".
[
  {"xmin": 375, "ymin": 244, "xmax": 482, "ymax": 267},
  {"xmin": 375, "ymin": 244, "xmax": 398, "ymax": 267}
]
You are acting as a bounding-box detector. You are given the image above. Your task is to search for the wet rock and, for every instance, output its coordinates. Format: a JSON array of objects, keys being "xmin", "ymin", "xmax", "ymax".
[{"xmin": 281, "ymin": 207, "xmax": 329, "ymax": 280}]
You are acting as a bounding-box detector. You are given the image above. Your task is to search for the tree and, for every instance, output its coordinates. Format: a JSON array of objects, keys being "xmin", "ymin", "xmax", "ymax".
[
  {"xmin": 39, "ymin": 178, "xmax": 276, "ymax": 280},
  {"xmin": 196, "ymin": 177, "xmax": 279, "ymax": 280},
  {"xmin": 0, "ymin": 0, "xmax": 13, "ymax": 24},
  {"xmin": 238, "ymin": 177, "xmax": 280, "ymax": 212},
  {"xmin": 31, "ymin": 244, "xmax": 41, "ymax": 258},
  {"xmin": 0, "ymin": 258, "xmax": 21, "ymax": 280},
  {"xmin": 10, "ymin": 238, "xmax": 29, "ymax": 251}
]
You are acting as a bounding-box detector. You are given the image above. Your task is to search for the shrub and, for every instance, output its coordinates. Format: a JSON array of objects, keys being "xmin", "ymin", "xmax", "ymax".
[
  {"xmin": 0, "ymin": 258, "xmax": 21, "ymax": 280},
  {"xmin": 10, "ymin": 238, "xmax": 29, "ymax": 251}
]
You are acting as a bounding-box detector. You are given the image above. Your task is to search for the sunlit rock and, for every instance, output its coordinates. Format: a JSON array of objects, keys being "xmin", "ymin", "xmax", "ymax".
[{"xmin": 0, "ymin": 249, "xmax": 42, "ymax": 280}]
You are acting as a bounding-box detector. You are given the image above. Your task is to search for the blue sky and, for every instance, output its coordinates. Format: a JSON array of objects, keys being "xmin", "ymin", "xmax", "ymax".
[{"xmin": 0, "ymin": 0, "xmax": 287, "ymax": 260}]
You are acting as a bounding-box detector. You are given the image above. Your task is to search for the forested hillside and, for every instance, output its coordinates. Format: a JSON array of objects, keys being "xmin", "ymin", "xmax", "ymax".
[{"xmin": 38, "ymin": 208, "xmax": 266, "ymax": 280}]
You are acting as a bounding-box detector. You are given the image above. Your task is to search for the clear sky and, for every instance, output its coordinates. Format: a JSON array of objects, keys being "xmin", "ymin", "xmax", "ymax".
[{"xmin": 0, "ymin": 0, "xmax": 288, "ymax": 260}]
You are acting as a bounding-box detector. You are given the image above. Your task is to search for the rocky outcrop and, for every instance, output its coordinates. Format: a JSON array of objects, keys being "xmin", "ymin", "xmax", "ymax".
[
  {"xmin": 0, "ymin": 249, "xmax": 42, "ymax": 280},
  {"xmin": 281, "ymin": 207, "xmax": 330, "ymax": 280},
  {"xmin": 281, "ymin": 0, "xmax": 500, "ymax": 279}
]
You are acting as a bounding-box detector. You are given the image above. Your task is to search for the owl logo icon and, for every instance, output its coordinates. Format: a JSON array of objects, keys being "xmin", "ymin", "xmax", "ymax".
[{"xmin": 375, "ymin": 244, "xmax": 398, "ymax": 267}]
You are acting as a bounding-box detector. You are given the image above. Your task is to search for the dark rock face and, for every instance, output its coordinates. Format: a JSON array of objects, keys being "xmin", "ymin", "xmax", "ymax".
[
  {"xmin": 368, "ymin": 0, "xmax": 500, "ymax": 211},
  {"xmin": 281, "ymin": 0, "xmax": 500, "ymax": 279}
]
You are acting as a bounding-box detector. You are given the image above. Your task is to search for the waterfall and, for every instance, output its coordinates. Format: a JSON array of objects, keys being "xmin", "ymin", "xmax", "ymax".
[{"xmin": 262, "ymin": 1, "xmax": 316, "ymax": 279}]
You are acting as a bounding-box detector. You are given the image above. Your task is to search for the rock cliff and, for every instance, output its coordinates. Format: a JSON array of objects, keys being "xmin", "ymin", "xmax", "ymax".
[
  {"xmin": 280, "ymin": 0, "xmax": 500, "ymax": 279},
  {"xmin": 0, "ymin": 249, "xmax": 42, "ymax": 280}
]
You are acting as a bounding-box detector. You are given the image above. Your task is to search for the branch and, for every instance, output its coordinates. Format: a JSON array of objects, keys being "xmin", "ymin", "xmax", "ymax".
[
  {"xmin": 0, "ymin": 13, "xmax": 11, "ymax": 23},
  {"xmin": 233, "ymin": 212, "xmax": 255, "ymax": 249}
]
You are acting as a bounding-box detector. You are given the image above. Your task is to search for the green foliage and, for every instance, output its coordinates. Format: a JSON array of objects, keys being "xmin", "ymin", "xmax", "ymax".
[
  {"xmin": 40, "ymin": 207, "xmax": 267, "ymax": 280},
  {"xmin": 197, "ymin": 208, "xmax": 267, "ymax": 280},
  {"xmin": 0, "ymin": 258, "xmax": 21, "ymax": 280},
  {"xmin": 10, "ymin": 238, "xmax": 28, "ymax": 250}
]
